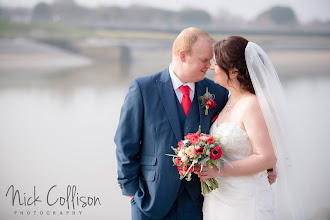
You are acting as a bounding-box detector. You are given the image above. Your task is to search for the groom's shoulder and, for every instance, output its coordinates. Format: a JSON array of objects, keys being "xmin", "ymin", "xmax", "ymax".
[
  {"xmin": 133, "ymin": 69, "xmax": 166, "ymax": 86},
  {"xmin": 201, "ymin": 77, "xmax": 227, "ymax": 94}
]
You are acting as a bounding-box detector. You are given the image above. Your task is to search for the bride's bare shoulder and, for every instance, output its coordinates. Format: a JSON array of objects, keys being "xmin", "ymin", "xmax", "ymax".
[{"xmin": 241, "ymin": 94, "xmax": 261, "ymax": 113}]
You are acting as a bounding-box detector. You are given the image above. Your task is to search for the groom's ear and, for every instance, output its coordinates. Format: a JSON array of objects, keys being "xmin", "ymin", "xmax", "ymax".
[{"xmin": 179, "ymin": 50, "xmax": 186, "ymax": 62}]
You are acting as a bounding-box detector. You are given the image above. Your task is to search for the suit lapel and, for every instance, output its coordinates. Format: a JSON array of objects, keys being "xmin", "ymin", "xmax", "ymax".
[
  {"xmin": 157, "ymin": 70, "xmax": 183, "ymax": 142},
  {"xmin": 196, "ymin": 81, "xmax": 211, "ymax": 134}
]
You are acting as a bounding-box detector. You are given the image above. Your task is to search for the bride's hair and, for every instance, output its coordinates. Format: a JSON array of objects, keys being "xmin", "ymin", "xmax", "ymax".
[{"xmin": 214, "ymin": 36, "xmax": 255, "ymax": 94}]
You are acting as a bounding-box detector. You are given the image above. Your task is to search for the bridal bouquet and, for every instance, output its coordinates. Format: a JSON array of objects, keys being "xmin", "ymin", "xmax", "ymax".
[{"xmin": 166, "ymin": 126, "xmax": 231, "ymax": 194}]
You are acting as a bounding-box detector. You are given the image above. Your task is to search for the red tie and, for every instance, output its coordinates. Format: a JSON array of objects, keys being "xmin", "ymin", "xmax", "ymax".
[{"xmin": 179, "ymin": 85, "xmax": 191, "ymax": 117}]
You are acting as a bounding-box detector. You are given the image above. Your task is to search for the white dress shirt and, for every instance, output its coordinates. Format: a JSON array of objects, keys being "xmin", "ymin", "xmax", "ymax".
[{"xmin": 169, "ymin": 64, "xmax": 195, "ymax": 103}]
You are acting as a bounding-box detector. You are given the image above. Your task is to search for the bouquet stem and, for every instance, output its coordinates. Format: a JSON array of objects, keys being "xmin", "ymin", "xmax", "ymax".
[{"xmin": 201, "ymin": 178, "xmax": 219, "ymax": 194}]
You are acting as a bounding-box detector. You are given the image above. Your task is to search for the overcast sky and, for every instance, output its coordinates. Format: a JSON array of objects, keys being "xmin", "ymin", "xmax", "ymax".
[{"xmin": 0, "ymin": 0, "xmax": 329, "ymax": 23}]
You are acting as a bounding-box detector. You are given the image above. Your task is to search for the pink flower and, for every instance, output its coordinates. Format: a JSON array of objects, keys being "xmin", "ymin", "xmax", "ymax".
[
  {"xmin": 185, "ymin": 132, "xmax": 200, "ymax": 144},
  {"xmin": 177, "ymin": 166, "xmax": 183, "ymax": 176},
  {"xmin": 185, "ymin": 146, "xmax": 196, "ymax": 158}
]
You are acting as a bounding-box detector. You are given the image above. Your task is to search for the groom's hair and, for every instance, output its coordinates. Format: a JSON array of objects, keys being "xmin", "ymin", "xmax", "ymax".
[{"xmin": 172, "ymin": 27, "xmax": 215, "ymax": 56}]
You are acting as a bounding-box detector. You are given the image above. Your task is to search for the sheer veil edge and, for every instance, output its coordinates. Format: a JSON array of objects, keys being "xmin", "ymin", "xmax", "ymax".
[{"xmin": 245, "ymin": 42, "xmax": 304, "ymax": 219}]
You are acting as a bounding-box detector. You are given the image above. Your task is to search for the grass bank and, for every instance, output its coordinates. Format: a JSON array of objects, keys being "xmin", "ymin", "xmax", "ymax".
[{"xmin": 0, "ymin": 21, "xmax": 176, "ymax": 41}]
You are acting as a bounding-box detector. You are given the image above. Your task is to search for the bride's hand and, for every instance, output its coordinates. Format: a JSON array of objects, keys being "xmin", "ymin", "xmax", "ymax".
[{"xmin": 194, "ymin": 166, "xmax": 220, "ymax": 181}]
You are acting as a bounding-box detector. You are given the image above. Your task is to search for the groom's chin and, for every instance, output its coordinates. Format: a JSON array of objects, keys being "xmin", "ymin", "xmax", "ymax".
[{"xmin": 198, "ymin": 75, "xmax": 206, "ymax": 81}]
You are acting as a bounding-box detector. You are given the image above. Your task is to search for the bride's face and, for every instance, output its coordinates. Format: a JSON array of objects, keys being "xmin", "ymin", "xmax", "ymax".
[{"xmin": 210, "ymin": 58, "xmax": 229, "ymax": 88}]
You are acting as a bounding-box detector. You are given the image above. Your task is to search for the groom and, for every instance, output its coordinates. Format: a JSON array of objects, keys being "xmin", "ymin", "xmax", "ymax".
[
  {"xmin": 115, "ymin": 27, "xmax": 227, "ymax": 219},
  {"xmin": 115, "ymin": 27, "xmax": 228, "ymax": 219}
]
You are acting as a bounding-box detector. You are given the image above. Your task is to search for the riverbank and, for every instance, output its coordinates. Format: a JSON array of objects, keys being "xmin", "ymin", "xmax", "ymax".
[{"xmin": 1, "ymin": 37, "xmax": 329, "ymax": 81}]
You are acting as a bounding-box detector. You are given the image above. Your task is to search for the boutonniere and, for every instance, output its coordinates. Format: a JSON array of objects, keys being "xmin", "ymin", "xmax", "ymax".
[{"xmin": 198, "ymin": 87, "xmax": 216, "ymax": 115}]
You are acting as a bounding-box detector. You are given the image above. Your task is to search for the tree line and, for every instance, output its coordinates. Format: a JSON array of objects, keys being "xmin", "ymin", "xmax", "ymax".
[{"xmin": 1, "ymin": 0, "xmax": 327, "ymax": 31}]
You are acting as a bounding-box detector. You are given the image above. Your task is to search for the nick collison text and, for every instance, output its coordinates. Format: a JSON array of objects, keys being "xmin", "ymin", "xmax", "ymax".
[{"xmin": 5, "ymin": 185, "xmax": 102, "ymax": 209}]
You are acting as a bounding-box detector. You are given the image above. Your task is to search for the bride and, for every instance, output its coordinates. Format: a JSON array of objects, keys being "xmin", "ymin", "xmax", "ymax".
[{"xmin": 195, "ymin": 36, "xmax": 299, "ymax": 219}]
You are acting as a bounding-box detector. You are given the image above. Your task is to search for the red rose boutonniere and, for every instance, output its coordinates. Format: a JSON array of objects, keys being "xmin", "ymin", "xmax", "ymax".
[{"xmin": 199, "ymin": 87, "xmax": 216, "ymax": 115}]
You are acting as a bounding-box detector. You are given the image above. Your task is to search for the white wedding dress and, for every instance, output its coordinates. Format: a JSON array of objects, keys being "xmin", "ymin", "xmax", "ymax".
[{"xmin": 203, "ymin": 121, "xmax": 275, "ymax": 220}]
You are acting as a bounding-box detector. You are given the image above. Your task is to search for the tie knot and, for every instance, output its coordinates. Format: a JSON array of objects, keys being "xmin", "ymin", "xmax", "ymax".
[{"xmin": 180, "ymin": 85, "xmax": 190, "ymax": 96}]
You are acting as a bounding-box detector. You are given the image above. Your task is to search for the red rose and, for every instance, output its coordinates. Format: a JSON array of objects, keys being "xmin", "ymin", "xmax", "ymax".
[
  {"xmin": 178, "ymin": 141, "xmax": 183, "ymax": 147},
  {"xmin": 210, "ymin": 146, "xmax": 222, "ymax": 160},
  {"xmin": 196, "ymin": 146, "xmax": 204, "ymax": 154},
  {"xmin": 205, "ymin": 98, "xmax": 210, "ymax": 102},
  {"xmin": 207, "ymin": 137, "xmax": 214, "ymax": 144},
  {"xmin": 207, "ymin": 100, "xmax": 216, "ymax": 109}
]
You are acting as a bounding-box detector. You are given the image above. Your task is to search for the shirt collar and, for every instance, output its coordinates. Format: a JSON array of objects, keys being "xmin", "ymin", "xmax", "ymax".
[{"xmin": 169, "ymin": 64, "xmax": 195, "ymax": 92}]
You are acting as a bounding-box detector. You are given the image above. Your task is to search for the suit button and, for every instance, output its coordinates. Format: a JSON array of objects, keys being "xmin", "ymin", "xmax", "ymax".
[{"xmin": 186, "ymin": 126, "xmax": 190, "ymax": 130}]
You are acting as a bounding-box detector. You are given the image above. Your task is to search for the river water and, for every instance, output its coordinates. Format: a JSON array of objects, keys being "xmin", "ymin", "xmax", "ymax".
[{"xmin": 0, "ymin": 38, "xmax": 329, "ymax": 220}]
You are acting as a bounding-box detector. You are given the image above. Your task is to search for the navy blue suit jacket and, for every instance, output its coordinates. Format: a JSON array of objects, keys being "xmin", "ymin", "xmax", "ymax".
[{"xmin": 115, "ymin": 68, "xmax": 228, "ymax": 218}]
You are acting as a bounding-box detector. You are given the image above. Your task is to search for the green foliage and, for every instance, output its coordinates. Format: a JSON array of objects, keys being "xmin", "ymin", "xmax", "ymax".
[
  {"xmin": 207, "ymin": 159, "xmax": 218, "ymax": 168},
  {"xmin": 201, "ymin": 177, "xmax": 219, "ymax": 194},
  {"xmin": 0, "ymin": 22, "xmax": 31, "ymax": 37},
  {"xmin": 0, "ymin": 21, "xmax": 95, "ymax": 38}
]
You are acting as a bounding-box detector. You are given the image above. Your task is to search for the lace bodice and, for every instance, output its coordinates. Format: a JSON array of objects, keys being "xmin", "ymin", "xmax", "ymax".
[
  {"xmin": 205, "ymin": 121, "xmax": 275, "ymax": 219},
  {"xmin": 210, "ymin": 121, "xmax": 253, "ymax": 161}
]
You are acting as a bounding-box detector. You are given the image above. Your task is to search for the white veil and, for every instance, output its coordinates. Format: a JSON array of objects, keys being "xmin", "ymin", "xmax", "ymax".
[{"xmin": 245, "ymin": 42, "xmax": 304, "ymax": 219}]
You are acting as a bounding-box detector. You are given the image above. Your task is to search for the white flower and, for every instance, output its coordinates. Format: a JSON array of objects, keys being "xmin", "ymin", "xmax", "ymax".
[
  {"xmin": 181, "ymin": 155, "xmax": 188, "ymax": 162},
  {"xmin": 178, "ymin": 149, "xmax": 185, "ymax": 157}
]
